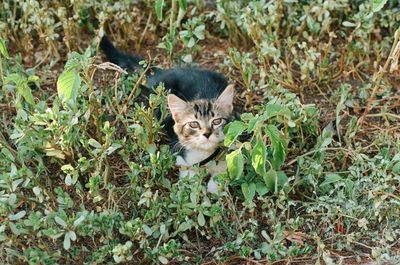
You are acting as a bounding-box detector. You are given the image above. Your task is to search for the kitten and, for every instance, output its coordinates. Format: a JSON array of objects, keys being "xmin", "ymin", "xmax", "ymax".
[{"xmin": 100, "ymin": 36, "xmax": 235, "ymax": 192}]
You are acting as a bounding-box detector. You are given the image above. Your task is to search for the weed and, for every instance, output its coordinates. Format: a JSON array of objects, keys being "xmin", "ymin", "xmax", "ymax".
[{"xmin": 0, "ymin": 0, "xmax": 399, "ymax": 264}]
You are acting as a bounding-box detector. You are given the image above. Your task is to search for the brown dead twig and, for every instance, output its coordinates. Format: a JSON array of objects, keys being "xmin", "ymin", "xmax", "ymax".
[{"xmin": 357, "ymin": 27, "xmax": 400, "ymax": 128}]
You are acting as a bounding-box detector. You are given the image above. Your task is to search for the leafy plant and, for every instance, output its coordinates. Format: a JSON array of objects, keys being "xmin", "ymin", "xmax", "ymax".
[{"xmin": 1, "ymin": 0, "xmax": 400, "ymax": 264}]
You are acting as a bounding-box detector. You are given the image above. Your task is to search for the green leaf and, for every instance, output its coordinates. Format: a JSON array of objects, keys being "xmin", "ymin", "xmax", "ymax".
[
  {"xmin": 178, "ymin": 221, "xmax": 193, "ymax": 232},
  {"xmin": 178, "ymin": 0, "xmax": 187, "ymax": 11},
  {"xmin": 18, "ymin": 84, "xmax": 35, "ymax": 106},
  {"xmin": 277, "ymin": 171, "xmax": 288, "ymax": 188},
  {"xmin": 261, "ymin": 242, "xmax": 271, "ymax": 254},
  {"xmin": 155, "ymin": 0, "xmax": 165, "ymax": 21},
  {"xmin": 106, "ymin": 143, "xmax": 122, "ymax": 155},
  {"xmin": 226, "ymin": 149, "xmax": 244, "ymax": 180},
  {"xmin": 265, "ymin": 103, "xmax": 283, "ymax": 119},
  {"xmin": 197, "ymin": 212, "xmax": 205, "ymax": 227},
  {"xmin": 1, "ymin": 148, "xmax": 15, "ymax": 162},
  {"xmin": 68, "ymin": 231, "xmax": 76, "ymax": 241},
  {"xmin": 261, "ymin": 230, "xmax": 270, "ymax": 240},
  {"xmin": 241, "ymin": 182, "xmax": 256, "ymax": 203},
  {"xmin": 392, "ymin": 161, "xmax": 400, "ymax": 174},
  {"xmin": 142, "ymin": 224, "xmax": 153, "ymax": 236},
  {"xmin": 73, "ymin": 215, "xmax": 85, "ymax": 227},
  {"xmin": 8, "ymin": 194, "xmax": 16, "ymax": 205},
  {"xmin": 55, "ymin": 216, "xmax": 67, "ymax": 228},
  {"xmin": 9, "ymin": 210, "xmax": 26, "ymax": 221},
  {"xmin": 57, "ymin": 70, "xmax": 81, "ymax": 107},
  {"xmin": 187, "ymin": 37, "xmax": 196, "ymax": 48},
  {"xmin": 63, "ymin": 233, "xmax": 71, "ymax": 250},
  {"xmin": 320, "ymin": 174, "xmax": 342, "ymax": 187},
  {"xmin": 193, "ymin": 25, "xmax": 205, "ymax": 40},
  {"xmin": 158, "ymin": 256, "xmax": 169, "ymax": 264},
  {"xmin": 264, "ymin": 170, "xmax": 287, "ymax": 193},
  {"xmin": 160, "ymin": 223, "xmax": 166, "ymax": 234},
  {"xmin": 190, "ymin": 191, "xmax": 197, "ymax": 204},
  {"xmin": 0, "ymin": 39, "xmax": 9, "ymax": 59},
  {"xmin": 88, "ymin": 139, "xmax": 102, "ymax": 149},
  {"xmin": 61, "ymin": 164, "xmax": 74, "ymax": 172},
  {"xmin": 4, "ymin": 73, "xmax": 20, "ymax": 84},
  {"xmin": 263, "ymin": 169, "xmax": 277, "ymax": 192},
  {"xmin": 9, "ymin": 222, "xmax": 21, "ymax": 235},
  {"xmin": 306, "ymin": 16, "xmax": 320, "ymax": 33},
  {"xmin": 256, "ymin": 182, "xmax": 268, "ymax": 196},
  {"xmin": 345, "ymin": 179, "xmax": 354, "ymax": 197},
  {"xmin": 224, "ymin": 121, "xmax": 246, "ymax": 146},
  {"xmin": 265, "ymin": 125, "xmax": 287, "ymax": 169},
  {"xmin": 65, "ymin": 175, "xmax": 72, "ymax": 186},
  {"xmin": 12, "ymin": 179, "xmax": 23, "ymax": 191},
  {"xmin": 372, "ymin": 0, "xmax": 388, "ymax": 12},
  {"xmin": 33, "ymin": 187, "xmax": 41, "ymax": 196},
  {"xmin": 342, "ymin": 21, "xmax": 356, "ymax": 27},
  {"xmin": 45, "ymin": 149, "xmax": 65, "ymax": 159},
  {"xmin": 246, "ymin": 115, "xmax": 261, "ymax": 133},
  {"xmin": 251, "ymin": 137, "xmax": 266, "ymax": 176},
  {"xmin": 28, "ymin": 75, "xmax": 40, "ymax": 83},
  {"xmin": 320, "ymin": 129, "xmax": 333, "ymax": 148}
]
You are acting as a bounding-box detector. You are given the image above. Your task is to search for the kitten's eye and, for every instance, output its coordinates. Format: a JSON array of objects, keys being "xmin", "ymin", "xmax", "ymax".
[
  {"xmin": 212, "ymin": 118, "xmax": 223, "ymax": 126},
  {"xmin": 188, "ymin": 121, "xmax": 200, "ymax": 129}
]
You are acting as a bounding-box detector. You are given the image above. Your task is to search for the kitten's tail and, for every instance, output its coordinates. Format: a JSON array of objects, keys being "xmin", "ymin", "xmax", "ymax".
[{"xmin": 100, "ymin": 36, "xmax": 144, "ymax": 71}]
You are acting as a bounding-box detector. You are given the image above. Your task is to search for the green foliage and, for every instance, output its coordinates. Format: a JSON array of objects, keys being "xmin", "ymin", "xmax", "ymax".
[
  {"xmin": 155, "ymin": 0, "xmax": 165, "ymax": 21},
  {"xmin": 57, "ymin": 70, "xmax": 81, "ymax": 107},
  {"xmin": 226, "ymin": 149, "xmax": 244, "ymax": 180},
  {"xmin": 1, "ymin": 0, "xmax": 400, "ymax": 264},
  {"xmin": 223, "ymin": 90, "xmax": 317, "ymax": 202}
]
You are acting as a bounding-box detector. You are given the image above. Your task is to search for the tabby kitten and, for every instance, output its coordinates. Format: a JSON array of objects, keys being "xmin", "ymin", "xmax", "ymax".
[{"xmin": 100, "ymin": 36, "xmax": 235, "ymax": 192}]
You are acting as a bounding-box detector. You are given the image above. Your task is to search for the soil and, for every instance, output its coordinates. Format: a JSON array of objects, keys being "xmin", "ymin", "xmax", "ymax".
[{"xmin": 4, "ymin": 23, "xmax": 400, "ymax": 265}]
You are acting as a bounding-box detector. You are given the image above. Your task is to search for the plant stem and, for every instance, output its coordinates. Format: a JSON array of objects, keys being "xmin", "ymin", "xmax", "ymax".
[
  {"xmin": 358, "ymin": 27, "xmax": 400, "ymax": 127},
  {"xmin": 170, "ymin": 0, "xmax": 177, "ymax": 36}
]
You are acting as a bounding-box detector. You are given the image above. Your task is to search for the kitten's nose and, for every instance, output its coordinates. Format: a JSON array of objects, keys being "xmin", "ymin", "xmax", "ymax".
[{"xmin": 203, "ymin": 131, "xmax": 212, "ymax": 138}]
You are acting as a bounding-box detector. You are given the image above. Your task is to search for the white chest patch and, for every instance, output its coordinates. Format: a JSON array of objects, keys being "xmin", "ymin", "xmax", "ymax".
[
  {"xmin": 176, "ymin": 149, "xmax": 212, "ymax": 178},
  {"xmin": 180, "ymin": 149, "xmax": 213, "ymax": 166}
]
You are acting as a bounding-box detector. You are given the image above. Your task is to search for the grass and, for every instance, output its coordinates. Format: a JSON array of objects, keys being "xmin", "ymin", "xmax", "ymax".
[{"xmin": 0, "ymin": 0, "xmax": 400, "ymax": 264}]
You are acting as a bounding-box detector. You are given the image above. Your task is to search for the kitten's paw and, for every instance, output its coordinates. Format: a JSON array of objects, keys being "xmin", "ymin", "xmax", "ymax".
[
  {"xmin": 207, "ymin": 178, "xmax": 219, "ymax": 193},
  {"xmin": 176, "ymin": 156, "xmax": 187, "ymax": 167},
  {"xmin": 179, "ymin": 169, "xmax": 197, "ymax": 179},
  {"xmin": 207, "ymin": 160, "xmax": 227, "ymax": 176}
]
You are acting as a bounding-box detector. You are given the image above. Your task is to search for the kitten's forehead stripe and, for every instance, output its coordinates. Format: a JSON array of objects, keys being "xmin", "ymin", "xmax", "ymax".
[{"xmin": 193, "ymin": 101, "xmax": 214, "ymax": 117}]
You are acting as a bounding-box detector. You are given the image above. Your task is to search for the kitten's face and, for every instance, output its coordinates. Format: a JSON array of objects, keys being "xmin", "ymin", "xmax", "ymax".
[
  {"xmin": 173, "ymin": 100, "xmax": 230, "ymax": 151},
  {"xmin": 168, "ymin": 85, "xmax": 234, "ymax": 152}
]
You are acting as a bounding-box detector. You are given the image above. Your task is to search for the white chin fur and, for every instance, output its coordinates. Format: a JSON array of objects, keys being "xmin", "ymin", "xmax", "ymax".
[
  {"xmin": 196, "ymin": 142, "xmax": 217, "ymax": 151},
  {"xmin": 194, "ymin": 136, "xmax": 223, "ymax": 152},
  {"xmin": 186, "ymin": 141, "xmax": 217, "ymax": 152}
]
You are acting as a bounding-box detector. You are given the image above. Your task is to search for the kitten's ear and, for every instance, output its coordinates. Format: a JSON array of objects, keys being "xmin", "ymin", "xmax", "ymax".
[
  {"xmin": 168, "ymin": 94, "xmax": 187, "ymax": 122},
  {"xmin": 216, "ymin": 84, "xmax": 235, "ymax": 113}
]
